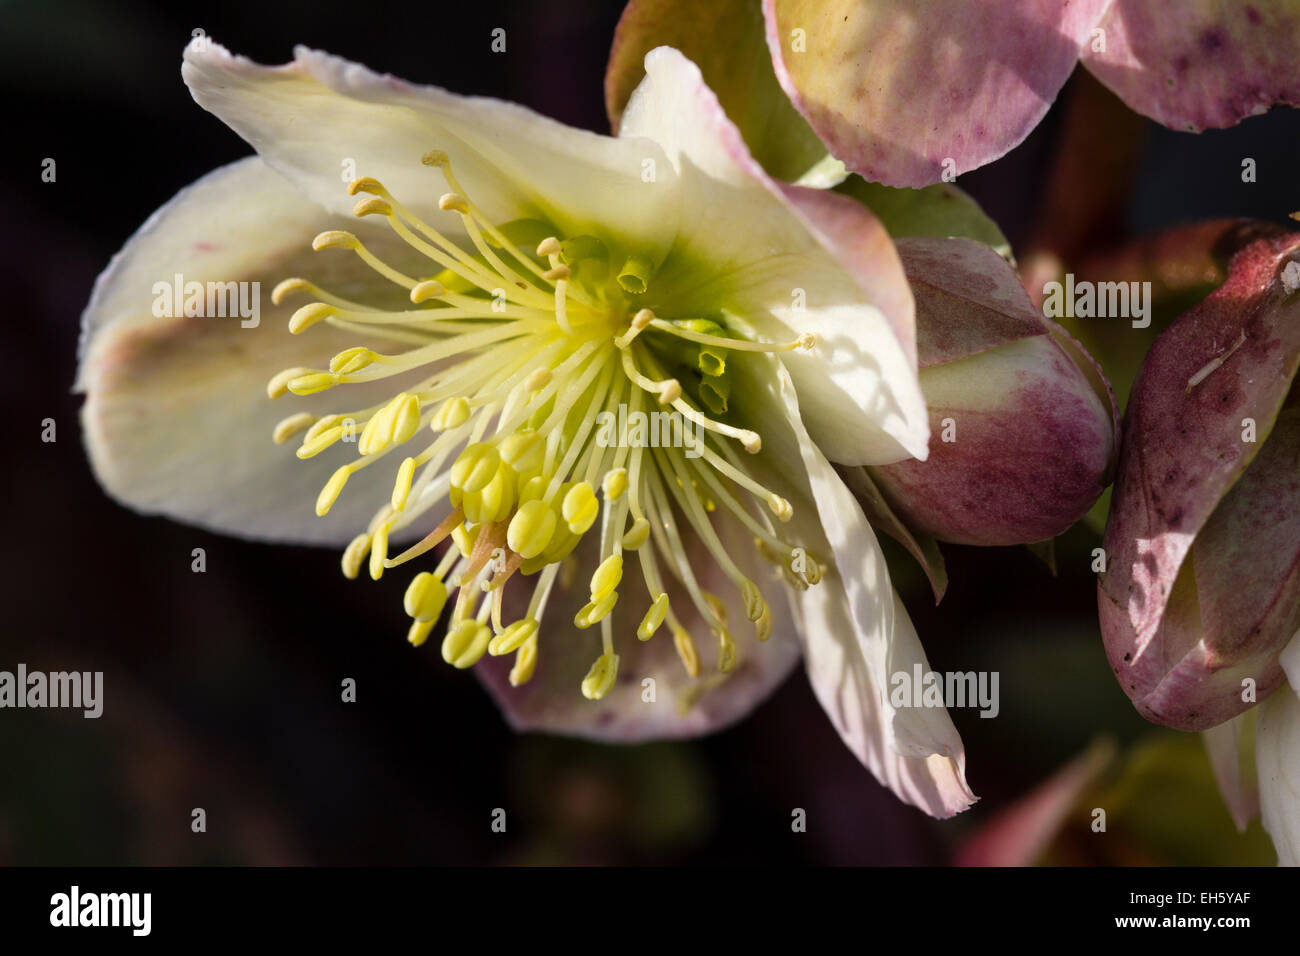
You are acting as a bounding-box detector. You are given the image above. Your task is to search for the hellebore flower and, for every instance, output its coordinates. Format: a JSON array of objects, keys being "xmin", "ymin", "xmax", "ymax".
[
  {"xmin": 1099, "ymin": 230, "xmax": 1300, "ymax": 861},
  {"xmin": 864, "ymin": 237, "xmax": 1117, "ymax": 548},
  {"xmin": 77, "ymin": 41, "xmax": 977, "ymax": 816},
  {"xmin": 609, "ymin": 0, "xmax": 1300, "ymax": 187}
]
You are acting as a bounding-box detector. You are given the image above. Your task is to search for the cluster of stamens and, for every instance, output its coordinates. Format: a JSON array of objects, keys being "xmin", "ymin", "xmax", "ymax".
[{"xmin": 267, "ymin": 149, "xmax": 823, "ymax": 702}]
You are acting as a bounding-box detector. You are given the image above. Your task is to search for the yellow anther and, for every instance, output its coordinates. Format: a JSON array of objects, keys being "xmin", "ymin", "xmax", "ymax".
[
  {"xmin": 574, "ymin": 591, "xmax": 618, "ymax": 629},
  {"xmin": 329, "ymin": 346, "xmax": 376, "ymax": 374},
  {"xmin": 562, "ymin": 482, "xmax": 599, "ymax": 534},
  {"xmin": 296, "ymin": 425, "xmax": 344, "ymax": 460},
  {"xmin": 271, "ymin": 278, "xmax": 311, "ymax": 305},
  {"xmin": 672, "ymin": 626, "xmax": 701, "ymax": 678},
  {"xmin": 352, "ymin": 196, "xmax": 392, "ymax": 218},
  {"xmin": 391, "ymin": 394, "xmax": 423, "ymax": 445},
  {"xmin": 581, "ymin": 653, "xmax": 620, "ymax": 700},
  {"xmin": 288, "ymin": 302, "xmax": 336, "ymax": 334},
  {"xmin": 431, "ymin": 396, "xmax": 470, "ymax": 431},
  {"xmin": 464, "ymin": 464, "xmax": 513, "ymax": 524},
  {"xmin": 442, "ymin": 620, "xmax": 491, "ymax": 669},
  {"xmin": 410, "ymin": 279, "xmax": 446, "ymax": 304},
  {"xmin": 631, "ymin": 308, "xmax": 654, "ymax": 330},
  {"xmin": 369, "ymin": 523, "xmax": 390, "ymax": 580},
  {"xmin": 601, "ymin": 468, "xmax": 628, "ymax": 500},
  {"xmin": 715, "ymin": 626, "xmax": 737, "ymax": 673},
  {"xmin": 768, "ymin": 495, "xmax": 793, "ymax": 521},
  {"xmin": 620, "ymin": 516, "xmax": 650, "ymax": 550},
  {"xmin": 637, "ymin": 593, "xmax": 669, "ymax": 641},
  {"xmin": 451, "ymin": 522, "xmax": 476, "ymax": 558},
  {"xmin": 288, "ymin": 371, "xmax": 338, "ymax": 396},
  {"xmin": 438, "ymin": 192, "xmax": 469, "ymax": 214},
  {"xmin": 703, "ymin": 591, "xmax": 728, "ymax": 624},
  {"xmin": 755, "ymin": 602, "xmax": 773, "ymax": 642},
  {"xmin": 316, "ymin": 466, "xmax": 352, "ymax": 517},
  {"xmin": 403, "ymin": 571, "xmax": 449, "ymax": 623},
  {"xmin": 346, "ymin": 176, "xmax": 385, "ymax": 196},
  {"xmin": 391, "ymin": 456, "xmax": 417, "ymax": 511},
  {"xmin": 803, "ymin": 559, "xmax": 823, "ymax": 586},
  {"xmin": 273, "ymin": 412, "xmax": 316, "ymax": 445},
  {"xmin": 506, "ymin": 499, "xmax": 557, "ymax": 559},
  {"xmin": 304, "ymin": 415, "xmax": 342, "ymax": 442},
  {"xmin": 797, "ymin": 332, "xmax": 816, "ymax": 349},
  {"xmin": 590, "ymin": 554, "xmax": 623, "ymax": 601},
  {"xmin": 658, "ymin": 380, "xmax": 682, "ymax": 404},
  {"xmin": 740, "ymin": 580, "xmax": 765, "ymax": 622},
  {"xmin": 489, "ymin": 618, "xmax": 538, "ymax": 657},
  {"xmin": 312, "ymin": 230, "xmax": 359, "ymax": 251},
  {"xmin": 523, "ymin": 368, "xmax": 552, "ymax": 392},
  {"xmin": 421, "ymin": 149, "xmax": 450, "ymax": 168},
  {"xmin": 519, "ymin": 474, "xmax": 546, "ymax": 503},
  {"xmin": 536, "ymin": 236, "xmax": 562, "ymax": 257},
  {"xmin": 341, "ymin": 532, "xmax": 372, "ymax": 580},
  {"xmin": 407, "ymin": 618, "xmax": 436, "ymax": 647},
  {"xmin": 542, "ymin": 264, "xmax": 571, "ymax": 281},
  {"xmin": 499, "ymin": 430, "xmax": 545, "ymax": 474},
  {"xmin": 450, "ymin": 443, "xmax": 501, "ymax": 495},
  {"xmin": 509, "ymin": 637, "xmax": 538, "ymax": 687},
  {"xmin": 358, "ymin": 408, "xmax": 394, "ymax": 456},
  {"xmin": 740, "ymin": 431, "xmax": 762, "ymax": 454},
  {"xmin": 267, "ymin": 366, "xmax": 312, "ymax": 399}
]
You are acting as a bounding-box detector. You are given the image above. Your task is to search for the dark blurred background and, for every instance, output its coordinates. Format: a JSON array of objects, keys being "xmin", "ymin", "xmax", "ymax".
[{"xmin": 0, "ymin": 0, "xmax": 1295, "ymax": 865}]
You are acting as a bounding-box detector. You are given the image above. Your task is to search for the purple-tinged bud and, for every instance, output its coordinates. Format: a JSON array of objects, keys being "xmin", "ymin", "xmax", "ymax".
[
  {"xmin": 867, "ymin": 237, "xmax": 1118, "ymax": 546},
  {"xmin": 1100, "ymin": 231, "xmax": 1300, "ymax": 732}
]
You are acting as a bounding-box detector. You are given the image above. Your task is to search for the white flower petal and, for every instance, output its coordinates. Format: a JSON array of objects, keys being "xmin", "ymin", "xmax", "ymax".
[
  {"xmin": 1202, "ymin": 711, "xmax": 1260, "ymax": 832},
  {"xmin": 1257, "ymin": 680, "xmax": 1300, "ymax": 866},
  {"xmin": 78, "ymin": 157, "xmax": 431, "ymax": 545},
  {"xmin": 620, "ymin": 46, "xmax": 928, "ymax": 465},
  {"xmin": 182, "ymin": 40, "xmax": 678, "ymax": 257},
  {"xmin": 725, "ymin": 354, "xmax": 973, "ymax": 816}
]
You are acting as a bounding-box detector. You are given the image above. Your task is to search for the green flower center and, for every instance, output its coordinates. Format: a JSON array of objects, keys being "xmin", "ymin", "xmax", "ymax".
[{"xmin": 266, "ymin": 150, "xmax": 822, "ymax": 701}]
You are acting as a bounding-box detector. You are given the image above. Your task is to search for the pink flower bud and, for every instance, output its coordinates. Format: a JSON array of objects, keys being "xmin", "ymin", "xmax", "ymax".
[
  {"xmin": 1099, "ymin": 231, "xmax": 1300, "ymax": 731},
  {"xmin": 868, "ymin": 237, "xmax": 1117, "ymax": 546}
]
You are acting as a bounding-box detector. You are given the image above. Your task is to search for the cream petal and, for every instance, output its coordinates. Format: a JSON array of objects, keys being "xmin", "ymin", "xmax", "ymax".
[
  {"xmin": 620, "ymin": 46, "xmax": 928, "ymax": 464},
  {"xmin": 605, "ymin": 0, "xmax": 832, "ymax": 184},
  {"xmin": 726, "ymin": 354, "xmax": 974, "ymax": 816},
  {"xmin": 1256, "ymin": 673, "xmax": 1300, "ymax": 866},
  {"xmin": 1202, "ymin": 711, "xmax": 1260, "ymax": 832},
  {"xmin": 78, "ymin": 156, "xmax": 439, "ymax": 545},
  {"xmin": 182, "ymin": 40, "xmax": 678, "ymax": 258}
]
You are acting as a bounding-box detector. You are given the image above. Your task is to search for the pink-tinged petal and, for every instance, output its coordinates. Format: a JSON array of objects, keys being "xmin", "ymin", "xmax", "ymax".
[
  {"xmin": 1203, "ymin": 711, "xmax": 1260, "ymax": 832},
  {"xmin": 955, "ymin": 740, "xmax": 1115, "ymax": 866},
  {"xmin": 605, "ymin": 0, "xmax": 831, "ymax": 183},
  {"xmin": 77, "ymin": 157, "xmax": 438, "ymax": 545},
  {"xmin": 182, "ymin": 40, "xmax": 678, "ymax": 257},
  {"xmin": 835, "ymin": 464, "xmax": 948, "ymax": 604},
  {"xmin": 620, "ymin": 46, "xmax": 928, "ymax": 465},
  {"xmin": 763, "ymin": 0, "xmax": 1111, "ymax": 187},
  {"xmin": 1081, "ymin": 0, "xmax": 1300, "ymax": 132},
  {"xmin": 1100, "ymin": 232, "xmax": 1300, "ymax": 731},
  {"xmin": 1190, "ymin": 406, "xmax": 1300, "ymax": 708},
  {"xmin": 869, "ymin": 238, "xmax": 1116, "ymax": 546},
  {"xmin": 762, "ymin": 360, "xmax": 974, "ymax": 817},
  {"xmin": 776, "ymin": 183, "xmax": 916, "ymax": 369}
]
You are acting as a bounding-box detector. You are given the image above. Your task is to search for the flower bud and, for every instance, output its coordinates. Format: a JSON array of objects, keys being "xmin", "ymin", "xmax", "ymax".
[
  {"xmin": 867, "ymin": 237, "xmax": 1117, "ymax": 546},
  {"xmin": 1099, "ymin": 231, "xmax": 1300, "ymax": 731}
]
